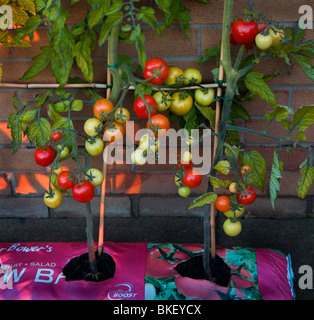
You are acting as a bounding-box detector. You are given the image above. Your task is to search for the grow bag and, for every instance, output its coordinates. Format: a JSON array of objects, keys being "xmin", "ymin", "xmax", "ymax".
[{"xmin": 0, "ymin": 242, "xmax": 295, "ymax": 300}]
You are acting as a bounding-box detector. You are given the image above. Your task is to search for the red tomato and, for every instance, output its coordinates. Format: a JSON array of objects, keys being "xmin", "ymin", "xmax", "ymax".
[
  {"xmin": 72, "ymin": 181, "xmax": 95, "ymax": 203},
  {"xmin": 232, "ymin": 19, "xmax": 259, "ymax": 44},
  {"xmin": 177, "ymin": 153, "xmax": 192, "ymax": 169},
  {"xmin": 143, "ymin": 58, "xmax": 169, "ymax": 85},
  {"xmin": 230, "ymin": 23, "xmax": 238, "ymax": 45},
  {"xmin": 146, "ymin": 114, "xmax": 170, "ymax": 136},
  {"xmin": 215, "ymin": 195, "xmax": 231, "ymax": 212},
  {"xmin": 51, "ymin": 132, "xmax": 62, "ymax": 141},
  {"xmin": 182, "ymin": 168, "xmax": 202, "ymax": 188},
  {"xmin": 34, "ymin": 146, "xmax": 56, "ymax": 167},
  {"xmin": 133, "ymin": 95, "xmax": 158, "ymax": 119},
  {"xmin": 236, "ymin": 186, "xmax": 256, "ymax": 205},
  {"xmin": 57, "ymin": 171, "xmax": 75, "ymax": 190}
]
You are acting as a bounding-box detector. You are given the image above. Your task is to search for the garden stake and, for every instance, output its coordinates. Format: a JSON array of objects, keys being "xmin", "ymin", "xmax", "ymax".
[
  {"xmin": 211, "ymin": 42, "xmax": 225, "ymax": 260},
  {"xmin": 98, "ymin": 48, "xmax": 112, "ymax": 256}
]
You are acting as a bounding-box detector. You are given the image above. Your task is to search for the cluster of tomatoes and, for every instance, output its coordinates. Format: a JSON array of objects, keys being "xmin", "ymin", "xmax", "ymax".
[
  {"xmin": 230, "ymin": 18, "xmax": 285, "ymax": 51},
  {"xmin": 215, "ymin": 165, "xmax": 257, "ymax": 237},
  {"xmin": 132, "ymin": 57, "xmax": 213, "ymax": 196}
]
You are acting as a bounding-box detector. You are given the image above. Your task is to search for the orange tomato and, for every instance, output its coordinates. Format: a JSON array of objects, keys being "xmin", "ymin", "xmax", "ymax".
[
  {"xmin": 93, "ymin": 99, "xmax": 114, "ymax": 121},
  {"xmin": 104, "ymin": 121, "xmax": 125, "ymax": 143}
]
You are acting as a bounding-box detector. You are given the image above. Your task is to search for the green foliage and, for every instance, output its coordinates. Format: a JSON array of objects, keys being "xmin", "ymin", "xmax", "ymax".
[
  {"xmin": 188, "ymin": 192, "xmax": 217, "ymax": 210},
  {"xmin": 297, "ymin": 159, "xmax": 314, "ymax": 199},
  {"xmin": 269, "ymin": 150, "xmax": 283, "ymax": 209}
]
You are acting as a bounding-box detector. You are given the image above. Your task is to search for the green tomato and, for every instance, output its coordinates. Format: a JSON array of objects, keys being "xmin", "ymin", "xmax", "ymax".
[
  {"xmin": 183, "ymin": 68, "xmax": 202, "ymax": 85},
  {"xmin": 255, "ymin": 33, "xmax": 273, "ymax": 50},
  {"xmin": 84, "ymin": 118, "xmax": 103, "ymax": 137},
  {"xmin": 178, "ymin": 186, "xmax": 191, "ymax": 198},
  {"xmin": 139, "ymin": 134, "xmax": 160, "ymax": 153},
  {"xmin": 85, "ymin": 137, "xmax": 104, "ymax": 156},
  {"xmin": 131, "ymin": 148, "xmax": 147, "ymax": 166},
  {"xmin": 44, "ymin": 189, "xmax": 63, "ymax": 208},
  {"xmin": 153, "ymin": 91, "xmax": 172, "ymax": 112},
  {"xmin": 56, "ymin": 145, "xmax": 70, "ymax": 158},
  {"xmin": 223, "ymin": 219, "xmax": 242, "ymax": 237},
  {"xmin": 84, "ymin": 168, "xmax": 104, "ymax": 187},
  {"xmin": 223, "ymin": 205, "xmax": 245, "ymax": 218},
  {"xmin": 195, "ymin": 88, "xmax": 215, "ymax": 106}
]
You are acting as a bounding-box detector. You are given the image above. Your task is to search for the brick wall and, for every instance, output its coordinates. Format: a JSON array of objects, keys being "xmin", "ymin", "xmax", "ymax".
[{"xmin": 0, "ymin": 0, "xmax": 313, "ymax": 221}]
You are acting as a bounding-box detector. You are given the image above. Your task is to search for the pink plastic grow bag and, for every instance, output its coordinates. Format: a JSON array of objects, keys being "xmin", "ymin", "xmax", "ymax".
[{"xmin": 0, "ymin": 242, "xmax": 295, "ymax": 300}]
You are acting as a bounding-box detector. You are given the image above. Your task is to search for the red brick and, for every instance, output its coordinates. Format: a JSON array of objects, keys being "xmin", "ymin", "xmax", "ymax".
[
  {"xmin": 292, "ymin": 90, "xmax": 314, "ymax": 110},
  {"xmin": 0, "ymin": 173, "xmax": 12, "ymax": 195},
  {"xmin": 280, "ymin": 171, "xmax": 314, "ymax": 196},
  {"xmin": 0, "ymin": 148, "xmax": 47, "ymax": 172},
  {"xmin": 14, "ymin": 172, "xmax": 49, "ymax": 195},
  {"xmin": 0, "ymin": 92, "xmax": 19, "ymax": 117}
]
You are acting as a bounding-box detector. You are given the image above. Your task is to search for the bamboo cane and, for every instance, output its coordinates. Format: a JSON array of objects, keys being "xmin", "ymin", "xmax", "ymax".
[
  {"xmin": 210, "ymin": 2, "xmax": 226, "ymax": 259},
  {"xmin": 98, "ymin": 47, "xmax": 111, "ymax": 256}
]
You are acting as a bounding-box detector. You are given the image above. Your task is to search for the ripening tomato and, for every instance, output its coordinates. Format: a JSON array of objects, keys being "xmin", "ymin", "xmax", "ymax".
[
  {"xmin": 241, "ymin": 165, "xmax": 252, "ymax": 175},
  {"xmin": 84, "ymin": 118, "xmax": 103, "ymax": 137},
  {"xmin": 84, "ymin": 168, "xmax": 104, "ymax": 187},
  {"xmin": 269, "ymin": 27, "xmax": 285, "ymax": 47},
  {"xmin": 153, "ymin": 91, "xmax": 172, "ymax": 112},
  {"xmin": 223, "ymin": 218, "xmax": 242, "ymax": 237},
  {"xmin": 147, "ymin": 114, "xmax": 170, "ymax": 136},
  {"xmin": 133, "ymin": 95, "xmax": 158, "ymax": 119},
  {"xmin": 34, "ymin": 146, "xmax": 56, "ymax": 167},
  {"xmin": 131, "ymin": 148, "xmax": 147, "ymax": 166},
  {"xmin": 104, "ymin": 121, "xmax": 125, "ymax": 143},
  {"xmin": 139, "ymin": 133, "xmax": 160, "ymax": 153},
  {"xmin": 236, "ymin": 186, "xmax": 256, "ymax": 205},
  {"xmin": 178, "ymin": 186, "xmax": 191, "ymax": 198},
  {"xmin": 255, "ymin": 33, "xmax": 273, "ymax": 50},
  {"xmin": 229, "ymin": 182, "xmax": 237, "ymax": 193},
  {"xmin": 164, "ymin": 66, "xmax": 184, "ymax": 86},
  {"xmin": 223, "ymin": 205, "xmax": 245, "ymax": 219},
  {"xmin": 215, "ymin": 195, "xmax": 231, "ymax": 213},
  {"xmin": 72, "ymin": 181, "xmax": 95, "ymax": 203},
  {"xmin": 195, "ymin": 88, "xmax": 215, "ymax": 106},
  {"xmin": 143, "ymin": 58, "xmax": 169, "ymax": 85},
  {"xmin": 232, "ymin": 19, "xmax": 259, "ymax": 44},
  {"xmin": 182, "ymin": 168, "xmax": 202, "ymax": 188},
  {"xmin": 93, "ymin": 98, "xmax": 114, "ymax": 121},
  {"xmin": 85, "ymin": 137, "xmax": 104, "ymax": 156},
  {"xmin": 183, "ymin": 68, "xmax": 202, "ymax": 85},
  {"xmin": 177, "ymin": 152, "xmax": 192, "ymax": 169},
  {"xmin": 114, "ymin": 107, "xmax": 130, "ymax": 124},
  {"xmin": 55, "ymin": 145, "xmax": 70, "ymax": 158},
  {"xmin": 43, "ymin": 189, "xmax": 63, "ymax": 208},
  {"xmin": 57, "ymin": 171, "xmax": 75, "ymax": 190},
  {"xmin": 170, "ymin": 92, "xmax": 193, "ymax": 116}
]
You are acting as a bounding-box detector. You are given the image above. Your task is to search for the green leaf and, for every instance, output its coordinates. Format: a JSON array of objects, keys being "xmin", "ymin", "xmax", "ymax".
[
  {"xmin": 195, "ymin": 101, "xmax": 215, "ymax": 130},
  {"xmin": 17, "ymin": 0, "xmax": 36, "ymax": 15},
  {"xmin": 10, "ymin": 114, "xmax": 22, "ymax": 154},
  {"xmin": 98, "ymin": 11, "xmax": 123, "ymax": 46},
  {"xmin": 184, "ymin": 107, "xmax": 197, "ymax": 134},
  {"xmin": 71, "ymin": 99, "xmax": 83, "ymax": 111},
  {"xmin": 20, "ymin": 46, "xmax": 51, "ymax": 80},
  {"xmin": 28, "ymin": 117, "xmax": 51, "ymax": 147},
  {"xmin": 209, "ymin": 176, "xmax": 231, "ymax": 189},
  {"xmin": 213, "ymin": 160, "xmax": 230, "ymax": 175},
  {"xmin": 196, "ymin": 46, "xmax": 220, "ymax": 64},
  {"xmin": 241, "ymin": 150, "xmax": 267, "ymax": 192},
  {"xmin": 244, "ymin": 71, "xmax": 276, "ymax": 107},
  {"xmin": 269, "ymin": 149, "xmax": 283, "ymax": 210},
  {"xmin": 295, "ymin": 131, "xmax": 306, "ymax": 141},
  {"xmin": 231, "ymin": 101, "xmax": 251, "ymax": 121},
  {"xmin": 88, "ymin": 0, "xmax": 110, "ymax": 28},
  {"xmin": 188, "ymin": 192, "xmax": 217, "ymax": 210},
  {"xmin": 54, "ymin": 100, "xmax": 71, "ymax": 112},
  {"xmin": 297, "ymin": 159, "xmax": 314, "ymax": 199},
  {"xmin": 290, "ymin": 53, "xmax": 314, "ymax": 82},
  {"xmin": 265, "ymin": 105, "xmax": 294, "ymax": 122},
  {"xmin": 135, "ymin": 33, "xmax": 146, "ymax": 70},
  {"xmin": 20, "ymin": 109, "xmax": 37, "ymax": 122},
  {"xmin": 293, "ymin": 105, "xmax": 314, "ymax": 131},
  {"xmin": 47, "ymin": 104, "xmax": 61, "ymax": 122},
  {"xmin": 16, "ymin": 15, "xmax": 41, "ymax": 42},
  {"xmin": 138, "ymin": 6, "xmax": 161, "ymax": 35}
]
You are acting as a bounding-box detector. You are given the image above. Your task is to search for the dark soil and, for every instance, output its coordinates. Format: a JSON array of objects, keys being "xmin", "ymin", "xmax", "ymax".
[
  {"xmin": 63, "ymin": 252, "xmax": 116, "ymax": 282},
  {"xmin": 174, "ymin": 254, "xmax": 231, "ymax": 287}
]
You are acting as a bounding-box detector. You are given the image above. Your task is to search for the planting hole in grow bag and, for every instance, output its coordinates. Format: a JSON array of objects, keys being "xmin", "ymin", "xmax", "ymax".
[
  {"xmin": 63, "ymin": 252, "xmax": 116, "ymax": 282},
  {"xmin": 174, "ymin": 254, "xmax": 231, "ymax": 287}
]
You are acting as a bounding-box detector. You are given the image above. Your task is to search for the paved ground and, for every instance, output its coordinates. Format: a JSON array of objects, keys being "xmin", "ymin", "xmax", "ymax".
[{"xmin": 1, "ymin": 216, "xmax": 314, "ymax": 300}]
